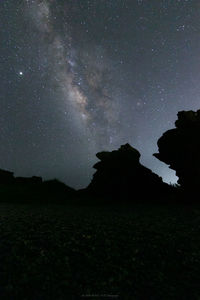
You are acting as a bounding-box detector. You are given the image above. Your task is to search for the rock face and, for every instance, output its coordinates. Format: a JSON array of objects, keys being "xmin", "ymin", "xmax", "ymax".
[
  {"xmin": 87, "ymin": 143, "xmax": 166, "ymax": 199},
  {"xmin": 154, "ymin": 110, "xmax": 200, "ymax": 190}
]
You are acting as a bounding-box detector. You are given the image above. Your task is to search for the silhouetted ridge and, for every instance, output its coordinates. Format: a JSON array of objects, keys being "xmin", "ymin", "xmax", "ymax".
[
  {"xmin": 42, "ymin": 179, "xmax": 75, "ymax": 194},
  {"xmin": 15, "ymin": 176, "xmax": 43, "ymax": 185},
  {"xmin": 0, "ymin": 170, "xmax": 75, "ymax": 203},
  {"xmin": 0, "ymin": 169, "xmax": 14, "ymax": 184},
  {"xmin": 154, "ymin": 109, "xmax": 200, "ymax": 191},
  {"xmin": 87, "ymin": 143, "xmax": 168, "ymax": 200}
]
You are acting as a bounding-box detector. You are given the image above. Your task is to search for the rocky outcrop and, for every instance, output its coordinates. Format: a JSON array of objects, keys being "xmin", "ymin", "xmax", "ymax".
[
  {"xmin": 154, "ymin": 110, "xmax": 200, "ymax": 190},
  {"xmin": 87, "ymin": 143, "xmax": 167, "ymax": 199}
]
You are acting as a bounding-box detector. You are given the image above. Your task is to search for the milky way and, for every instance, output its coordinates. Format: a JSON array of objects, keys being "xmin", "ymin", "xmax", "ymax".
[
  {"xmin": 26, "ymin": 0, "xmax": 121, "ymax": 150},
  {"xmin": 1, "ymin": 0, "xmax": 200, "ymax": 188}
]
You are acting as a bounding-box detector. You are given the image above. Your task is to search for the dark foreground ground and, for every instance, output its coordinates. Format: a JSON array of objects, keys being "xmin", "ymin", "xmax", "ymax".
[{"xmin": 0, "ymin": 200, "xmax": 200, "ymax": 299}]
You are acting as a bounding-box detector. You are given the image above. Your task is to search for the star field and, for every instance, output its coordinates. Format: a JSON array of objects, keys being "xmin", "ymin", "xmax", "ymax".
[{"xmin": 1, "ymin": 0, "xmax": 200, "ymax": 188}]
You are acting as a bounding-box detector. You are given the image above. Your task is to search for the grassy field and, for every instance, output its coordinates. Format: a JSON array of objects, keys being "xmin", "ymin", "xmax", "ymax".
[{"xmin": 0, "ymin": 200, "xmax": 199, "ymax": 299}]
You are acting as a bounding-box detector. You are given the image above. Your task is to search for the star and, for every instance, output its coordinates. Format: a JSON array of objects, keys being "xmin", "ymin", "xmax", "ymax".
[{"xmin": 19, "ymin": 71, "xmax": 23, "ymax": 76}]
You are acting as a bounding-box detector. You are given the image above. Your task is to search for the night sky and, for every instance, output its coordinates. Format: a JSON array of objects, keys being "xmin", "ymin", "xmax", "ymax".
[{"xmin": 1, "ymin": 0, "xmax": 200, "ymax": 188}]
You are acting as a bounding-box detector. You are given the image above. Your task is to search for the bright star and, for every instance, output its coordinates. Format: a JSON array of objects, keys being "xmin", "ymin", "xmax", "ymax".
[{"xmin": 19, "ymin": 71, "xmax": 23, "ymax": 76}]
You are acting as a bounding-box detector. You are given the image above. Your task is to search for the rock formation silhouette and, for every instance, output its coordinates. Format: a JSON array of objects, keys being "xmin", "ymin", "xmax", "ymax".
[
  {"xmin": 154, "ymin": 110, "xmax": 200, "ymax": 191},
  {"xmin": 0, "ymin": 169, "xmax": 14, "ymax": 184},
  {"xmin": 0, "ymin": 170, "xmax": 75, "ymax": 203},
  {"xmin": 42, "ymin": 179, "xmax": 75, "ymax": 195},
  {"xmin": 15, "ymin": 176, "xmax": 43, "ymax": 186},
  {"xmin": 87, "ymin": 143, "xmax": 168, "ymax": 199}
]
